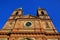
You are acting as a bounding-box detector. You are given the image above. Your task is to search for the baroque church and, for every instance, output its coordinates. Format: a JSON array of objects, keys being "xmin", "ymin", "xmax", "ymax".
[{"xmin": 0, "ymin": 8, "xmax": 60, "ymax": 40}]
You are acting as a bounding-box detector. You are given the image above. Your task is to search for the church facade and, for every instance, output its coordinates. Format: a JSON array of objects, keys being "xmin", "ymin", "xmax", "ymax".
[{"xmin": 0, "ymin": 8, "xmax": 60, "ymax": 40}]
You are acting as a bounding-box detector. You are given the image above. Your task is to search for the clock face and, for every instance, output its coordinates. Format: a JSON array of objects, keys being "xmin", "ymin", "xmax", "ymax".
[{"xmin": 24, "ymin": 21, "xmax": 32, "ymax": 28}]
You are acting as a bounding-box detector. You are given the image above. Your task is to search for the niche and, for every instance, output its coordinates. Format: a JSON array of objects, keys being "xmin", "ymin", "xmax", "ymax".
[{"xmin": 45, "ymin": 22, "xmax": 50, "ymax": 28}]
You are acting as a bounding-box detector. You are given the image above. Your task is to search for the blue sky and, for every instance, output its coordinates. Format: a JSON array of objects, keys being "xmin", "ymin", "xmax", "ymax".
[{"xmin": 0, "ymin": 0, "xmax": 60, "ymax": 32}]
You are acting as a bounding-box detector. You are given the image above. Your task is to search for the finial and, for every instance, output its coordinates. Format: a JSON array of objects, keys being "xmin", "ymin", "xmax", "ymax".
[
  {"xmin": 19, "ymin": 7, "xmax": 22, "ymax": 9},
  {"xmin": 38, "ymin": 7, "xmax": 42, "ymax": 9},
  {"xmin": 38, "ymin": 7, "xmax": 45, "ymax": 10},
  {"xmin": 17, "ymin": 7, "xmax": 22, "ymax": 10},
  {"xmin": 38, "ymin": 7, "xmax": 41, "ymax": 9}
]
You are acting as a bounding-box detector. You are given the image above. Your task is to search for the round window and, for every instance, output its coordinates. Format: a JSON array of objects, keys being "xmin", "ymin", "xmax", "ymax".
[{"xmin": 24, "ymin": 21, "xmax": 32, "ymax": 27}]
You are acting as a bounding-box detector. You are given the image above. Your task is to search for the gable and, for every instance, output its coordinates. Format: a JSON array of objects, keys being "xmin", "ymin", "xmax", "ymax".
[{"xmin": 0, "ymin": 8, "xmax": 58, "ymax": 34}]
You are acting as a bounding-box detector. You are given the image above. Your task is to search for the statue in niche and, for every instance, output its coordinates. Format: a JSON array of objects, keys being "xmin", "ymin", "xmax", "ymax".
[{"xmin": 45, "ymin": 22, "xmax": 50, "ymax": 28}]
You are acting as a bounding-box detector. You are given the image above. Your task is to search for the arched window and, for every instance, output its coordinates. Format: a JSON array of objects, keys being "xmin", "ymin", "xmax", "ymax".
[
  {"xmin": 41, "ymin": 11, "xmax": 44, "ymax": 15},
  {"xmin": 15, "ymin": 11, "xmax": 18, "ymax": 15}
]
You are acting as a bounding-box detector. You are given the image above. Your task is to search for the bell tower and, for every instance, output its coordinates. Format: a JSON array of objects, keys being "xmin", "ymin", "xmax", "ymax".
[
  {"xmin": 2, "ymin": 8, "xmax": 23, "ymax": 33},
  {"xmin": 37, "ymin": 8, "xmax": 58, "ymax": 33}
]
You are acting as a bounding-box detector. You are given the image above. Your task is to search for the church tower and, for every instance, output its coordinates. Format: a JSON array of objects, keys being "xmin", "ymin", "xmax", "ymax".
[
  {"xmin": 37, "ymin": 8, "xmax": 57, "ymax": 33},
  {"xmin": 0, "ymin": 8, "xmax": 60, "ymax": 40}
]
